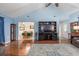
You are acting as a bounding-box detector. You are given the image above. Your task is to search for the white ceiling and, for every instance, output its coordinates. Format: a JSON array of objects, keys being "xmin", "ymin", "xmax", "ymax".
[
  {"xmin": 0, "ymin": 3, "xmax": 79, "ymax": 18},
  {"xmin": 0, "ymin": 3, "xmax": 44, "ymax": 17}
]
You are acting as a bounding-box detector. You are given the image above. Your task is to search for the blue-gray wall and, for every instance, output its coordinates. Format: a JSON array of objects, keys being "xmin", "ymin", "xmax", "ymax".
[{"xmin": 4, "ymin": 17, "xmax": 14, "ymax": 43}]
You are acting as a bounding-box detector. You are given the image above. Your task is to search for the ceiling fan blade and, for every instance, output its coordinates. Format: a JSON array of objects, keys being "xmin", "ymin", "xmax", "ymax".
[
  {"xmin": 45, "ymin": 3, "xmax": 52, "ymax": 7},
  {"xmin": 55, "ymin": 3, "xmax": 59, "ymax": 7}
]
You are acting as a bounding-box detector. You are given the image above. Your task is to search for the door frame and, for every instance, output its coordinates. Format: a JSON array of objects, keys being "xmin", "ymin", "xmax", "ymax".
[
  {"xmin": 10, "ymin": 24, "xmax": 16, "ymax": 42},
  {"xmin": 18, "ymin": 21, "xmax": 35, "ymax": 41}
]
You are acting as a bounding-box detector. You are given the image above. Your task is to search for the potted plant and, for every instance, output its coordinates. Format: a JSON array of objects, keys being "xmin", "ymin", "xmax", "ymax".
[
  {"xmin": 27, "ymin": 32, "xmax": 33, "ymax": 38},
  {"xmin": 22, "ymin": 31, "xmax": 27, "ymax": 38},
  {"xmin": 22, "ymin": 31, "xmax": 33, "ymax": 38}
]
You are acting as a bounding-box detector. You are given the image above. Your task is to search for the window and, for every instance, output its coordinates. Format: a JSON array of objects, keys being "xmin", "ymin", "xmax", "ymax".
[{"xmin": 64, "ymin": 24, "xmax": 67, "ymax": 32}]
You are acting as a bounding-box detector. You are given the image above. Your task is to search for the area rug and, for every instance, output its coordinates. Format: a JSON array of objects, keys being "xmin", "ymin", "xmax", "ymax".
[{"xmin": 27, "ymin": 44, "xmax": 79, "ymax": 56}]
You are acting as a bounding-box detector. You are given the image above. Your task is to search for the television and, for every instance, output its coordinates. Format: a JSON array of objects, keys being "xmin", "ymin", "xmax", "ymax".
[{"xmin": 41, "ymin": 25, "xmax": 55, "ymax": 32}]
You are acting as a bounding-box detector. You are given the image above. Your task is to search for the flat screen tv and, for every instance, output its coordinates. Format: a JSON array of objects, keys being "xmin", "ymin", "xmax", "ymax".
[{"xmin": 41, "ymin": 25, "xmax": 54, "ymax": 32}]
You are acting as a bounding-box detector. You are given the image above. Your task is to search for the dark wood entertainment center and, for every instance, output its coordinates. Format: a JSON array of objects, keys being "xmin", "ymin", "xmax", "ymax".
[{"xmin": 38, "ymin": 21, "xmax": 58, "ymax": 40}]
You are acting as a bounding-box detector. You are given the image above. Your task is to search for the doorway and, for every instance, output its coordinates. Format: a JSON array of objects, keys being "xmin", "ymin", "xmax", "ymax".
[
  {"xmin": 18, "ymin": 22, "xmax": 34, "ymax": 41},
  {"xmin": 10, "ymin": 24, "xmax": 16, "ymax": 42}
]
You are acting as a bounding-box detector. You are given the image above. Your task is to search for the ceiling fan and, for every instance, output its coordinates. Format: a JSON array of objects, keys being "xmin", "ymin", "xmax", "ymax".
[{"xmin": 45, "ymin": 3, "xmax": 59, "ymax": 7}]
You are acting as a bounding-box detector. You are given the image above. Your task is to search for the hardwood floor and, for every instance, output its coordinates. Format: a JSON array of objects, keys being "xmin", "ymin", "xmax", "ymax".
[
  {"xmin": 0, "ymin": 39, "xmax": 70, "ymax": 56},
  {"xmin": 1, "ymin": 40, "xmax": 32, "ymax": 56},
  {"xmin": 34, "ymin": 40, "xmax": 59, "ymax": 44},
  {"xmin": 60, "ymin": 39, "xmax": 71, "ymax": 44}
]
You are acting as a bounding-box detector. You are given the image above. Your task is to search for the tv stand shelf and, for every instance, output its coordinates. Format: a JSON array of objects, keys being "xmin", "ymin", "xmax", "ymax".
[{"xmin": 38, "ymin": 21, "xmax": 58, "ymax": 40}]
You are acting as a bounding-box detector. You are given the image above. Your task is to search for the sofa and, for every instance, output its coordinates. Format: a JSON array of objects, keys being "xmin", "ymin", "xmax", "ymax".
[{"xmin": 71, "ymin": 37, "xmax": 79, "ymax": 48}]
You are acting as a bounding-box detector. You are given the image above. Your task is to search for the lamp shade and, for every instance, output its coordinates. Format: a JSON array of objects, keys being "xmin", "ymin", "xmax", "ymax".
[{"xmin": 73, "ymin": 26, "xmax": 79, "ymax": 30}]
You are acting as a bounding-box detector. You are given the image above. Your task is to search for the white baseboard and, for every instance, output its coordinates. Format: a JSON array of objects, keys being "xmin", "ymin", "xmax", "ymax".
[
  {"xmin": 5, "ymin": 41, "xmax": 10, "ymax": 46},
  {"xmin": 0, "ymin": 42, "xmax": 5, "ymax": 45}
]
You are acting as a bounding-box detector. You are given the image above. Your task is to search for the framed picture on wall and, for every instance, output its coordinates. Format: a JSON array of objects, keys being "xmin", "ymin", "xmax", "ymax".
[
  {"xmin": 19, "ymin": 23, "xmax": 25, "ymax": 31},
  {"xmin": 30, "ymin": 25, "xmax": 34, "ymax": 29}
]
